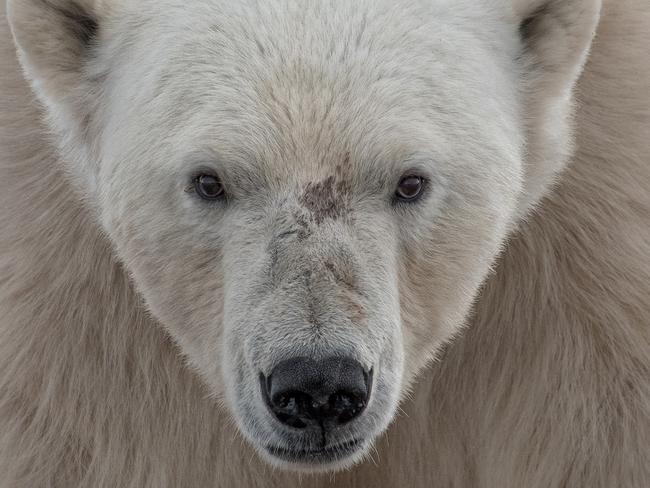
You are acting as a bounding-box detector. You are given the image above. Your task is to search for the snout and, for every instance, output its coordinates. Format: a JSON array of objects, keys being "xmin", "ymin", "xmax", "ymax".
[{"xmin": 258, "ymin": 356, "xmax": 374, "ymax": 464}]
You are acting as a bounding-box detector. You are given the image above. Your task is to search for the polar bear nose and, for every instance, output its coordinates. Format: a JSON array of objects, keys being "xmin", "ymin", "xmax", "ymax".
[{"xmin": 261, "ymin": 357, "xmax": 372, "ymax": 429}]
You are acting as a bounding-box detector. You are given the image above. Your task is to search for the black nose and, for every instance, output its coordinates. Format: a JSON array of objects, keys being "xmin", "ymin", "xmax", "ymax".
[{"xmin": 261, "ymin": 357, "xmax": 372, "ymax": 429}]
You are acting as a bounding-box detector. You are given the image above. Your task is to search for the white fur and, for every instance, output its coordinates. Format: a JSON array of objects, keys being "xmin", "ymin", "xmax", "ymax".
[{"xmin": 1, "ymin": 0, "xmax": 648, "ymax": 486}]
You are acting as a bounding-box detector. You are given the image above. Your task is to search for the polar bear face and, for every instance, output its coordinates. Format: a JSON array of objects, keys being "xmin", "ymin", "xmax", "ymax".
[
  {"xmin": 90, "ymin": 3, "xmax": 523, "ymax": 470},
  {"xmin": 8, "ymin": 0, "xmax": 599, "ymax": 473}
]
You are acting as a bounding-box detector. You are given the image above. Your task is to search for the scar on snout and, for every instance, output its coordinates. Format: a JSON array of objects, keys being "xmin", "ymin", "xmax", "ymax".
[
  {"xmin": 324, "ymin": 260, "xmax": 358, "ymax": 292},
  {"xmin": 339, "ymin": 290, "xmax": 366, "ymax": 324},
  {"xmin": 294, "ymin": 213, "xmax": 311, "ymax": 240},
  {"xmin": 298, "ymin": 174, "xmax": 351, "ymax": 224},
  {"xmin": 323, "ymin": 260, "xmax": 365, "ymax": 324}
]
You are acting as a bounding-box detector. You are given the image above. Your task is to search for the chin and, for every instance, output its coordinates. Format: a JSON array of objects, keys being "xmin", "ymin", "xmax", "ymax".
[{"xmin": 257, "ymin": 438, "xmax": 371, "ymax": 473}]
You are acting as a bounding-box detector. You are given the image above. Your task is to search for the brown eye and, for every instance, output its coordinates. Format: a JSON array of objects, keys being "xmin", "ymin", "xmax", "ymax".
[
  {"xmin": 194, "ymin": 174, "xmax": 225, "ymax": 200},
  {"xmin": 396, "ymin": 175, "xmax": 424, "ymax": 201}
]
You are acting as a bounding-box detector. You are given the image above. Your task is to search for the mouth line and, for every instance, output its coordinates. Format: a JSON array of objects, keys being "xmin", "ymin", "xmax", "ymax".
[{"xmin": 264, "ymin": 438, "xmax": 362, "ymax": 463}]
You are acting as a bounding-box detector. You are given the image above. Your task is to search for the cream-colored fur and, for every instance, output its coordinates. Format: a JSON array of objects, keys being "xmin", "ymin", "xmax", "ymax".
[{"xmin": 1, "ymin": 0, "xmax": 649, "ymax": 486}]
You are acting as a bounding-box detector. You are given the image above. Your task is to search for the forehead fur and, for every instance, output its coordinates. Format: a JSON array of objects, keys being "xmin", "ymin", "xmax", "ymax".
[{"xmin": 100, "ymin": 0, "xmax": 522, "ymax": 190}]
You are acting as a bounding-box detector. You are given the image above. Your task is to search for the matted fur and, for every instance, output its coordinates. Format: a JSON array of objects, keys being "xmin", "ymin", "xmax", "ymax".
[{"xmin": 1, "ymin": 0, "xmax": 649, "ymax": 486}]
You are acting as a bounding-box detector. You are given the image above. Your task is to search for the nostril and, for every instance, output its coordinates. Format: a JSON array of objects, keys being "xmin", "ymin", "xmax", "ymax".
[
  {"xmin": 329, "ymin": 390, "xmax": 367, "ymax": 424},
  {"xmin": 261, "ymin": 357, "xmax": 373, "ymax": 429},
  {"xmin": 270, "ymin": 390, "xmax": 312, "ymax": 429}
]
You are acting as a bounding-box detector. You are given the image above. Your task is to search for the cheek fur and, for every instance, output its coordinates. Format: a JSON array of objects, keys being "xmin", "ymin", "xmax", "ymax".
[{"xmin": 397, "ymin": 203, "xmax": 514, "ymax": 379}]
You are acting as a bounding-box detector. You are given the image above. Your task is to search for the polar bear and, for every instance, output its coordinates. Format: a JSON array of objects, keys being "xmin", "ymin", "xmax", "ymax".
[{"xmin": 1, "ymin": 0, "xmax": 649, "ymax": 486}]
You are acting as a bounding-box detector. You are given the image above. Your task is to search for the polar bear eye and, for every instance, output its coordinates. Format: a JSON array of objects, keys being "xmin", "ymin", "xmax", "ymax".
[
  {"xmin": 193, "ymin": 174, "xmax": 225, "ymax": 200},
  {"xmin": 395, "ymin": 175, "xmax": 425, "ymax": 202}
]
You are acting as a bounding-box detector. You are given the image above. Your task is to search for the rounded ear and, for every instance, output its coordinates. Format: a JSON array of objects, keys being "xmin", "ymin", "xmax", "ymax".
[
  {"xmin": 511, "ymin": 0, "xmax": 601, "ymax": 215},
  {"xmin": 7, "ymin": 0, "xmax": 123, "ymax": 195},
  {"xmin": 7, "ymin": 0, "xmax": 118, "ymax": 182},
  {"xmin": 7, "ymin": 0, "xmax": 114, "ymax": 101}
]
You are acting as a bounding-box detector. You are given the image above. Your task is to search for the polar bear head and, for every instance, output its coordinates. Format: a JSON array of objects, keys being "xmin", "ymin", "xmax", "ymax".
[{"xmin": 8, "ymin": 0, "xmax": 600, "ymax": 472}]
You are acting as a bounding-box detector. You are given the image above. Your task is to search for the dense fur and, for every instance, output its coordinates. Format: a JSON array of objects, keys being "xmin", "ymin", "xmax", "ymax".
[{"xmin": 1, "ymin": 0, "xmax": 649, "ymax": 486}]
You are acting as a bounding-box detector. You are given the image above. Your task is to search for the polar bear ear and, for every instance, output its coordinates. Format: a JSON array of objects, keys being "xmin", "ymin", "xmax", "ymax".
[
  {"xmin": 7, "ymin": 0, "xmax": 115, "ymax": 132},
  {"xmin": 512, "ymin": 0, "xmax": 601, "ymax": 214}
]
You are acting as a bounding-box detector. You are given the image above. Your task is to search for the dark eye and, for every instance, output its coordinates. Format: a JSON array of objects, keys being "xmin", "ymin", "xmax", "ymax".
[
  {"xmin": 194, "ymin": 174, "xmax": 225, "ymax": 200},
  {"xmin": 395, "ymin": 175, "xmax": 425, "ymax": 201}
]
